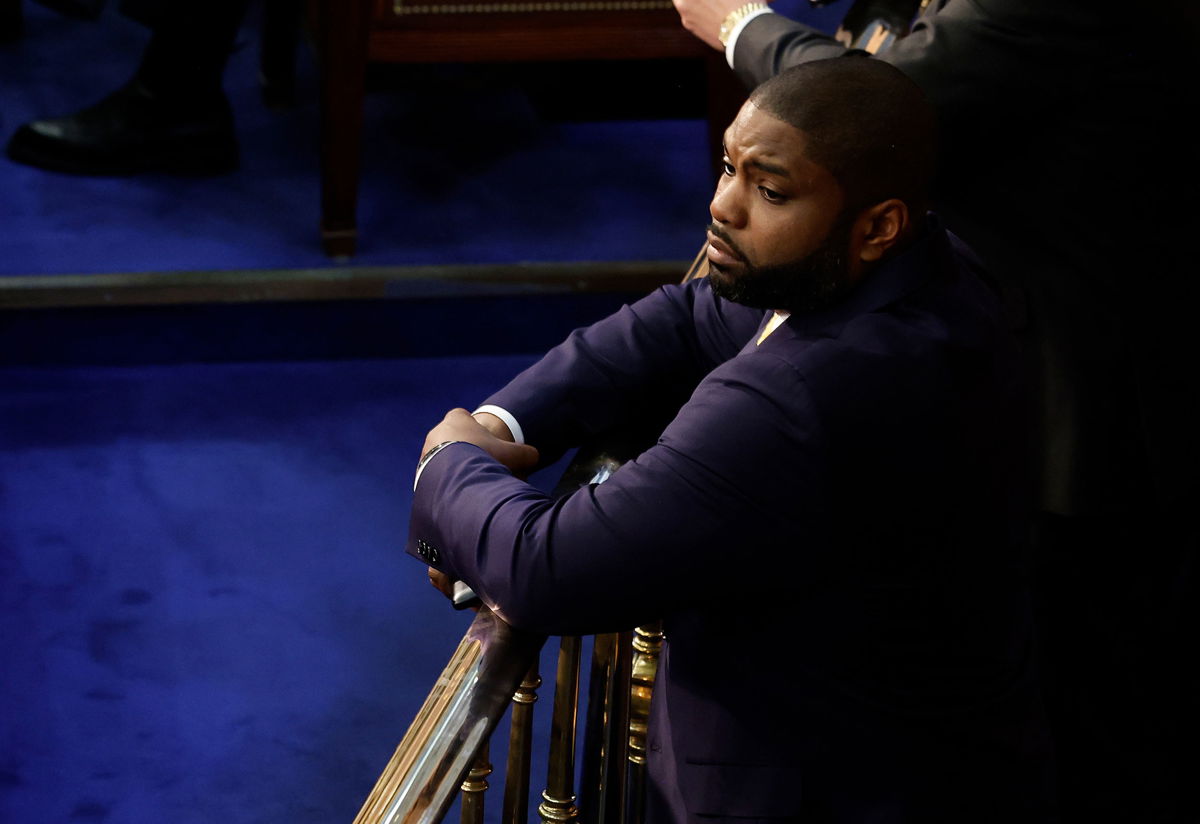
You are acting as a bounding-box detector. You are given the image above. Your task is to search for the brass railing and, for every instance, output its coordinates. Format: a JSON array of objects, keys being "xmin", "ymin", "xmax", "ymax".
[
  {"xmin": 352, "ymin": 443, "xmax": 663, "ymax": 824},
  {"xmin": 350, "ymin": 605, "xmax": 547, "ymax": 824}
]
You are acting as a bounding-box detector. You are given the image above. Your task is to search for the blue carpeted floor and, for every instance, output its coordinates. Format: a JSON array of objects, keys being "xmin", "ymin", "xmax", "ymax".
[
  {"xmin": 0, "ymin": 353, "xmax": 579, "ymax": 823},
  {"xmin": 1, "ymin": 2, "xmax": 843, "ymax": 821}
]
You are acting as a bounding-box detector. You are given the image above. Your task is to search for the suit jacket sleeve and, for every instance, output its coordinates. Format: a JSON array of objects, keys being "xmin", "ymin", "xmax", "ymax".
[
  {"xmin": 732, "ymin": 0, "xmax": 1063, "ymax": 119},
  {"xmin": 480, "ymin": 278, "xmax": 764, "ymax": 463},
  {"xmin": 406, "ymin": 346, "xmax": 825, "ymax": 637}
]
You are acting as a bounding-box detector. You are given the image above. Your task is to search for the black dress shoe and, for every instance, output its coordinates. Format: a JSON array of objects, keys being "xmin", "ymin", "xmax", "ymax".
[{"xmin": 5, "ymin": 78, "xmax": 239, "ymax": 176}]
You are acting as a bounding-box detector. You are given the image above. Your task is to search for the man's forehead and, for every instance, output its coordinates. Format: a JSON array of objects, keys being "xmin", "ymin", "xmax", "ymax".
[{"xmin": 724, "ymin": 103, "xmax": 816, "ymax": 176}]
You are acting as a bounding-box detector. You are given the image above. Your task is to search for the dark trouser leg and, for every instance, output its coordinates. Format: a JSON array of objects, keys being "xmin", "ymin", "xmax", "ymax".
[
  {"xmin": 6, "ymin": 0, "xmax": 255, "ymax": 174},
  {"xmin": 119, "ymin": 0, "xmax": 255, "ymax": 96}
]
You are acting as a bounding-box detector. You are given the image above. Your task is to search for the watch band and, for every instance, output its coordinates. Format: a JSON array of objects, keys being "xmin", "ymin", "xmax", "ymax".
[{"xmin": 718, "ymin": 1, "xmax": 769, "ymax": 46}]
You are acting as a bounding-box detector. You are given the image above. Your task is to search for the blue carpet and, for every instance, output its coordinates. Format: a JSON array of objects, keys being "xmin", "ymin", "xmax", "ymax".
[{"xmin": 0, "ymin": 353, "xmax": 583, "ymax": 823}]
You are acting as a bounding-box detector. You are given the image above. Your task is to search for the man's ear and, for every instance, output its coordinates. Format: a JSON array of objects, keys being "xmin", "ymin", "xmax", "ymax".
[{"xmin": 852, "ymin": 199, "xmax": 910, "ymax": 265}]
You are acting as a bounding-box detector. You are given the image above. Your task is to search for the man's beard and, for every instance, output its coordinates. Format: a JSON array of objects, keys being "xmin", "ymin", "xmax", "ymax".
[{"xmin": 706, "ymin": 217, "xmax": 853, "ymax": 314}]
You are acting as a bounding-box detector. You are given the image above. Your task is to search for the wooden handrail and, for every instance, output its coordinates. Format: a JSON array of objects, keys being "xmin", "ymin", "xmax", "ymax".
[
  {"xmin": 350, "ymin": 607, "xmax": 547, "ymax": 824},
  {"xmin": 352, "ymin": 441, "xmax": 654, "ymax": 824}
]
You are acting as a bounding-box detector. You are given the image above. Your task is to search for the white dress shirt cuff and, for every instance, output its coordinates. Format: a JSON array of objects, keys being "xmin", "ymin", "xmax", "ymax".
[
  {"xmin": 725, "ymin": 7, "xmax": 776, "ymax": 69},
  {"xmin": 472, "ymin": 404, "xmax": 525, "ymax": 444}
]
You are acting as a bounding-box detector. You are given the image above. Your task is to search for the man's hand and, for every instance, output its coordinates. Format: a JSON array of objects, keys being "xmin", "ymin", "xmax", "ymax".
[
  {"xmin": 421, "ymin": 409, "xmax": 529, "ymax": 613},
  {"xmin": 427, "ymin": 566, "xmax": 457, "ymax": 599},
  {"xmin": 471, "ymin": 410, "xmax": 515, "ymax": 442},
  {"xmin": 422, "ymin": 408, "xmax": 540, "ymax": 477},
  {"xmin": 673, "ymin": 0, "xmax": 764, "ymax": 51},
  {"xmin": 427, "ymin": 566, "xmax": 483, "ymax": 612}
]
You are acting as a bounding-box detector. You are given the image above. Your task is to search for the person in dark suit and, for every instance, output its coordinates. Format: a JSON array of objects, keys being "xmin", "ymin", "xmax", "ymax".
[
  {"xmin": 667, "ymin": 1, "xmax": 1200, "ymax": 820},
  {"xmin": 6, "ymin": 0, "xmax": 253, "ymax": 174},
  {"xmin": 408, "ymin": 58, "xmax": 1056, "ymax": 823}
]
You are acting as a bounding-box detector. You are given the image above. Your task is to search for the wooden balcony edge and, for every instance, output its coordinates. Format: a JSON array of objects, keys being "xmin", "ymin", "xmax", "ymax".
[{"xmin": 0, "ymin": 259, "xmax": 690, "ymax": 310}]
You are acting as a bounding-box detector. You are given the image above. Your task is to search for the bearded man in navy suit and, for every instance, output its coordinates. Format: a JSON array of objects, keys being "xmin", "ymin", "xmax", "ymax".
[{"xmin": 408, "ymin": 57, "xmax": 1057, "ymax": 823}]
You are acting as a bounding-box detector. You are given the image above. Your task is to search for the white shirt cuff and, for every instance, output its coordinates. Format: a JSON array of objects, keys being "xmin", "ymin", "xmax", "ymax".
[
  {"xmin": 725, "ymin": 7, "xmax": 775, "ymax": 69},
  {"xmin": 472, "ymin": 404, "xmax": 524, "ymax": 444}
]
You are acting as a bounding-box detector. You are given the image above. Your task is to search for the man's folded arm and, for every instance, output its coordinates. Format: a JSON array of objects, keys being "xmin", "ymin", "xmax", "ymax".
[
  {"xmin": 406, "ymin": 353, "xmax": 823, "ymax": 636},
  {"xmin": 478, "ymin": 278, "xmax": 763, "ymax": 464}
]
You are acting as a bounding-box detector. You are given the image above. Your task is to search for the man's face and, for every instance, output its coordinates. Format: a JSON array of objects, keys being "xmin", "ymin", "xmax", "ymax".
[{"xmin": 706, "ymin": 102, "xmax": 851, "ymax": 312}]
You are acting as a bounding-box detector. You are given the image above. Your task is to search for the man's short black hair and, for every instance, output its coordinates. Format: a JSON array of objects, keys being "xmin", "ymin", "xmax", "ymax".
[{"xmin": 749, "ymin": 57, "xmax": 937, "ymax": 215}]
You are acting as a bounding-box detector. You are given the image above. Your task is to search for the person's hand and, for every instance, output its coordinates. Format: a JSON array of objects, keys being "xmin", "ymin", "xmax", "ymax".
[
  {"xmin": 426, "ymin": 566, "xmax": 483, "ymax": 612},
  {"xmin": 472, "ymin": 410, "xmax": 515, "ymax": 442},
  {"xmin": 422, "ymin": 408, "xmax": 540, "ymax": 478},
  {"xmin": 673, "ymin": 0, "xmax": 764, "ymax": 51},
  {"xmin": 427, "ymin": 566, "xmax": 456, "ymax": 600}
]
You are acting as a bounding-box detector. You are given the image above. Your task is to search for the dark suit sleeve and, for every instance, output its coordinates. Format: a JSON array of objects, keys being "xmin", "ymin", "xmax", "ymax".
[
  {"xmin": 482, "ymin": 278, "xmax": 764, "ymax": 462},
  {"xmin": 732, "ymin": 0, "xmax": 1058, "ymax": 118},
  {"xmin": 407, "ymin": 350, "xmax": 825, "ymax": 637},
  {"xmin": 730, "ymin": 11, "xmax": 854, "ymax": 89}
]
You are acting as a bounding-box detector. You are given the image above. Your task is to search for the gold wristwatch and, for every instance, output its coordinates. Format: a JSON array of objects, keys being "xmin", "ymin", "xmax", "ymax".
[{"xmin": 718, "ymin": 2, "xmax": 769, "ymax": 46}]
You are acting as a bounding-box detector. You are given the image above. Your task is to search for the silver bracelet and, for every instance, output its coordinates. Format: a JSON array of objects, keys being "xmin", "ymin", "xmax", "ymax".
[{"xmin": 413, "ymin": 440, "xmax": 459, "ymax": 490}]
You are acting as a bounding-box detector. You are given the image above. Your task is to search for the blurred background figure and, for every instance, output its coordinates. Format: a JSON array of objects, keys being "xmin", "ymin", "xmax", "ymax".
[{"xmin": 6, "ymin": 0, "xmax": 253, "ymax": 175}]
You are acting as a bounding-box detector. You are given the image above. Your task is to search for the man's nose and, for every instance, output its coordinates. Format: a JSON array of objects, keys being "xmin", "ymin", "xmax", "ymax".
[{"xmin": 709, "ymin": 179, "xmax": 746, "ymax": 228}]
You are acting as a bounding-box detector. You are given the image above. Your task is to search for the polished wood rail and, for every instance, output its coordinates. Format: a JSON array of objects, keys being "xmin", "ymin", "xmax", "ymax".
[
  {"xmin": 350, "ymin": 606, "xmax": 546, "ymax": 823},
  {"xmin": 351, "ymin": 441, "xmax": 663, "ymax": 824}
]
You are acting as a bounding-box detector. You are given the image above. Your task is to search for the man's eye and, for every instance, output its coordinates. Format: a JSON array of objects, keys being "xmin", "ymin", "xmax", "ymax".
[
  {"xmin": 759, "ymin": 186, "xmax": 786, "ymax": 203},
  {"xmin": 722, "ymin": 159, "xmax": 735, "ymax": 176}
]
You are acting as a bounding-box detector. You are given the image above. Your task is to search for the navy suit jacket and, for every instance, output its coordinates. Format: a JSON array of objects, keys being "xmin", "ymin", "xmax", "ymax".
[{"xmin": 407, "ymin": 220, "xmax": 1056, "ymax": 822}]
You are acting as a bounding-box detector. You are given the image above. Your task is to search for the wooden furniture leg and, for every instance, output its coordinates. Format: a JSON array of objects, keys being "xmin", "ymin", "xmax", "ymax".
[
  {"xmin": 309, "ymin": 0, "xmax": 727, "ymax": 259},
  {"xmin": 316, "ymin": 0, "xmax": 371, "ymax": 258}
]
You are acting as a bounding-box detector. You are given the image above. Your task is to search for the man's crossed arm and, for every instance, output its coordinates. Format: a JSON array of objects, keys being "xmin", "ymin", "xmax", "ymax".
[{"xmin": 418, "ymin": 408, "xmax": 538, "ymax": 605}]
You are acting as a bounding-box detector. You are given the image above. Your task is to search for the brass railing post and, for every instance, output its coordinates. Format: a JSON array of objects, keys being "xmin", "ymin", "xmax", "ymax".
[
  {"xmin": 459, "ymin": 743, "xmax": 491, "ymax": 824},
  {"xmin": 502, "ymin": 664, "xmax": 542, "ymax": 824},
  {"xmin": 538, "ymin": 636, "xmax": 582, "ymax": 824},
  {"xmin": 348, "ymin": 609, "xmax": 545, "ymax": 824},
  {"xmin": 579, "ymin": 631, "xmax": 633, "ymax": 824},
  {"xmin": 352, "ymin": 436, "xmax": 666, "ymax": 824},
  {"xmin": 626, "ymin": 622, "xmax": 663, "ymax": 824}
]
